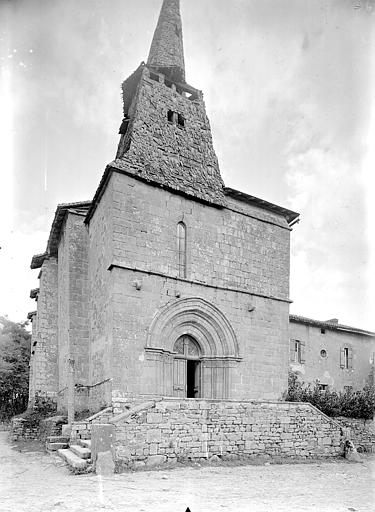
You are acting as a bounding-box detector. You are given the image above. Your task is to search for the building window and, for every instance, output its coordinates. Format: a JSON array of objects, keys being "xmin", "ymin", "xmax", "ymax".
[
  {"xmin": 340, "ymin": 347, "xmax": 353, "ymax": 370},
  {"xmin": 167, "ymin": 110, "xmax": 185, "ymax": 128},
  {"xmin": 168, "ymin": 110, "xmax": 174, "ymax": 123},
  {"xmin": 290, "ymin": 339, "xmax": 305, "ymax": 364},
  {"xmin": 320, "ymin": 349, "xmax": 327, "ymax": 358},
  {"xmin": 177, "ymin": 113, "xmax": 185, "ymax": 127},
  {"xmin": 177, "ymin": 222, "xmax": 187, "ymax": 278},
  {"xmin": 344, "ymin": 348, "xmax": 349, "ymax": 369}
]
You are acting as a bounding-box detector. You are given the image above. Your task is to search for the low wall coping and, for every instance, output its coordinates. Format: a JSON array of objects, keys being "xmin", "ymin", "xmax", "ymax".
[
  {"xmin": 110, "ymin": 401, "xmax": 158, "ymax": 424},
  {"xmin": 77, "ymin": 407, "xmax": 113, "ymax": 425}
]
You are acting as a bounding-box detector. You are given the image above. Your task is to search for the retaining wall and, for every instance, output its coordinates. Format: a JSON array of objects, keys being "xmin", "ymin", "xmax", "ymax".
[
  {"xmin": 10, "ymin": 415, "xmax": 67, "ymax": 442},
  {"xmin": 70, "ymin": 407, "xmax": 114, "ymax": 440},
  {"xmin": 335, "ymin": 417, "xmax": 375, "ymax": 452},
  {"xmin": 111, "ymin": 399, "xmax": 343, "ymax": 470}
]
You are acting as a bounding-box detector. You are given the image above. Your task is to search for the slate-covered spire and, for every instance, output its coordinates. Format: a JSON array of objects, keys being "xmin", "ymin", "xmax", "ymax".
[{"xmin": 147, "ymin": 0, "xmax": 185, "ymax": 83}]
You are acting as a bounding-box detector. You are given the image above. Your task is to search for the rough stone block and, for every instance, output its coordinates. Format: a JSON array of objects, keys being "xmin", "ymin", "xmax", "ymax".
[
  {"xmin": 146, "ymin": 455, "xmax": 166, "ymax": 467},
  {"xmin": 96, "ymin": 450, "xmax": 115, "ymax": 475},
  {"xmin": 91, "ymin": 423, "xmax": 115, "ymax": 466},
  {"xmin": 146, "ymin": 413, "xmax": 162, "ymax": 424},
  {"xmin": 146, "ymin": 429, "xmax": 161, "ymax": 443}
]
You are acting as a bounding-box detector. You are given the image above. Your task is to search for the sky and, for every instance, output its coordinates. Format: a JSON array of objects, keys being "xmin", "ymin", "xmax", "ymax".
[{"xmin": 0, "ymin": 0, "xmax": 374, "ymax": 330}]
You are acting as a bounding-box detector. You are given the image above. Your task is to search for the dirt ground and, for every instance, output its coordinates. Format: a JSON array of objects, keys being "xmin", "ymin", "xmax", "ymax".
[{"xmin": 0, "ymin": 432, "xmax": 374, "ymax": 512}]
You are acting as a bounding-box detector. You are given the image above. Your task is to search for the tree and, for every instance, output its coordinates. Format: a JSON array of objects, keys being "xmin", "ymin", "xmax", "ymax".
[{"xmin": 0, "ymin": 316, "xmax": 31, "ymax": 420}]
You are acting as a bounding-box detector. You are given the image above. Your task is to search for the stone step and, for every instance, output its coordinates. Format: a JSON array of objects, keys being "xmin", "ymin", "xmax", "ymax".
[
  {"xmin": 70, "ymin": 444, "xmax": 91, "ymax": 459},
  {"xmin": 79, "ymin": 439, "xmax": 91, "ymax": 449},
  {"xmin": 57, "ymin": 448, "xmax": 88, "ymax": 470},
  {"xmin": 46, "ymin": 442, "xmax": 69, "ymax": 451},
  {"xmin": 47, "ymin": 435, "xmax": 70, "ymax": 444}
]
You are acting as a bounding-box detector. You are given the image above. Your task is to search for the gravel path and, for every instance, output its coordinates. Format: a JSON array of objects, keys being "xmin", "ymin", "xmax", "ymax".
[{"xmin": 0, "ymin": 432, "xmax": 374, "ymax": 512}]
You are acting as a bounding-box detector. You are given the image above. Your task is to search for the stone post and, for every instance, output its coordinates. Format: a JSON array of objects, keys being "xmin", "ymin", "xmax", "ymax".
[{"xmin": 67, "ymin": 358, "xmax": 75, "ymax": 424}]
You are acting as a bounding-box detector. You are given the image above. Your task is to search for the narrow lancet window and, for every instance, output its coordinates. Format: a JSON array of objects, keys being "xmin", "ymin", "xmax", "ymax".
[{"xmin": 177, "ymin": 222, "xmax": 187, "ymax": 278}]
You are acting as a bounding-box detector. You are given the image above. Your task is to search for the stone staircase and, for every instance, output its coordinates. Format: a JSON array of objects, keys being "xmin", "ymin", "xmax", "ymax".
[{"xmin": 46, "ymin": 435, "xmax": 92, "ymax": 471}]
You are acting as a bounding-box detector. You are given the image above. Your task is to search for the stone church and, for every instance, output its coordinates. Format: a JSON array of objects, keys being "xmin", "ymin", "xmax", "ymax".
[{"xmin": 28, "ymin": 0, "xmax": 300, "ymax": 416}]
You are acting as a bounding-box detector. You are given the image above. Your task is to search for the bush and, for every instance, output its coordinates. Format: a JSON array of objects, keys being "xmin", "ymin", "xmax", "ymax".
[{"xmin": 285, "ymin": 371, "xmax": 375, "ymax": 420}]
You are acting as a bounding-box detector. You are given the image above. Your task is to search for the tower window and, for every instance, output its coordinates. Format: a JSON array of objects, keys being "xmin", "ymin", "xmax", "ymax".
[
  {"xmin": 177, "ymin": 114, "xmax": 185, "ymax": 127},
  {"xmin": 177, "ymin": 222, "xmax": 187, "ymax": 278},
  {"xmin": 168, "ymin": 110, "xmax": 174, "ymax": 123},
  {"xmin": 167, "ymin": 110, "xmax": 185, "ymax": 128},
  {"xmin": 149, "ymin": 72, "xmax": 160, "ymax": 82}
]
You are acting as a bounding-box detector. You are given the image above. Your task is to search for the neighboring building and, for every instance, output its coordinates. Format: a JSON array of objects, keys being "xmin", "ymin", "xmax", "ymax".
[
  {"xmin": 27, "ymin": 0, "xmax": 300, "ymax": 414},
  {"xmin": 289, "ymin": 315, "xmax": 375, "ymax": 391}
]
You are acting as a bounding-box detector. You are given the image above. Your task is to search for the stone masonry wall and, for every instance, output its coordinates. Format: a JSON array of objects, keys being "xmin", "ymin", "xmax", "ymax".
[
  {"xmin": 112, "ymin": 173, "xmax": 290, "ymax": 299},
  {"xmin": 103, "ymin": 172, "xmax": 291, "ymax": 401},
  {"xmin": 88, "ymin": 181, "xmax": 114, "ymax": 411},
  {"xmin": 57, "ymin": 221, "xmax": 69, "ymax": 411},
  {"xmin": 335, "ymin": 417, "xmax": 375, "ymax": 453},
  {"xmin": 70, "ymin": 407, "xmax": 114, "ymax": 441},
  {"xmin": 67, "ymin": 213, "xmax": 90, "ymax": 408},
  {"xmin": 111, "ymin": 268, "xmax": 289, "ymax": 400},
  {"xmin": 115, "ymin": 68, "xmax": 225, "ymax": 205},
  {"xmin": 31, "ymin": 258, "xmax": 58, "ymax": 405},
  {"xmin": 112, "ymin": 399, "xmax": 343, "ymax": 470},
  {"xmin": 57, "ymin": 213, "xmax": 90, "ymax": 413}
]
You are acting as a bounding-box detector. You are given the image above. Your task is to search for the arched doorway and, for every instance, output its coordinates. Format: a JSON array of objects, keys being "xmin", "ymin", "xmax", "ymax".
[{"xmin": 173, "ymin": 335, "xmax": 201, "ymax": 398}]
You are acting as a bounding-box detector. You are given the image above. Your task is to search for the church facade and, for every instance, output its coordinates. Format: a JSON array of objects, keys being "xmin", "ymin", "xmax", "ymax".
[{"xmin": 28, "ymin": 0, "xmax": 300, "ymax": 415}]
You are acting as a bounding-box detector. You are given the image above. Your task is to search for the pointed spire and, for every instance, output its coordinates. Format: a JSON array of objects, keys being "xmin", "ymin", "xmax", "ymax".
[{"xmin": 147, "ymin": 0, "xmax": 185, "ymax": 82}]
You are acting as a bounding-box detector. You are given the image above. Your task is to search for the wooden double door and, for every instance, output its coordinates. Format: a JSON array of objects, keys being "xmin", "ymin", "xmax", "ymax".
[{"xmin": 173, "ymin": 335, "xmax": 201, "ymax": 398}]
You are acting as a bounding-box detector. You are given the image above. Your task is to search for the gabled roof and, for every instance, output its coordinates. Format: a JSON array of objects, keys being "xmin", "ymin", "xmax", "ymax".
[
  {"xmin": 290, "ymin": 314, "xmax": 375, "ymax": 337},
  {"xmin": 30, "ymin": 201, "xmax": 91, "ymax": 269}
]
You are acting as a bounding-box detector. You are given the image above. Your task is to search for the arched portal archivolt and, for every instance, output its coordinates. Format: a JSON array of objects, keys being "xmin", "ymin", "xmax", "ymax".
[
  {"xmin": 144, "ymin": 298, "xmax": 241, "ymax": 399},
  {"xmin": 146, "ymin": 297, "xmax": 239, "ymax": 358}
]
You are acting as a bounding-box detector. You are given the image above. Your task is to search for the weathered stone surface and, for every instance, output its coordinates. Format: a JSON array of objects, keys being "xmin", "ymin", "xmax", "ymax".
[
  {"xmin": 57, "ymin": 448, "xmax": 87, "ymax": 470},
  {"xmin": 114, "ymin": 65, "xmax": 226, "ymax": 206},
  {"xmin": 146, "ymin": 455, "xmax": 166, "ymax": 467},
  {"xmin": 96, "ymin": 451, "xmax": 115, "ymax": 475},
  {"xmin": 344, "ymin": 440, "xmax": 362, "ymax": 463},
  {"xmin": 91, "ymin": 424, "xmax": 115, "ymax": 467}
]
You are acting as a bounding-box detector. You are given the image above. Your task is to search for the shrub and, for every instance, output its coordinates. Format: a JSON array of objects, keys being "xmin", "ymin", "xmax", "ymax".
[{"xmin": 285, "ymin": 371, "xmax": 375, "ymax": 420}]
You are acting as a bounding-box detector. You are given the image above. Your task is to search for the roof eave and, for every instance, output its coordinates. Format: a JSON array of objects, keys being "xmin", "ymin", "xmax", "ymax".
[
  {"xmin": 290, "ymin": 314, "xmax": 375, "ymax": 337},
  {"xmin": 224, "ymin": 187, "xmax": 300, "ymax": 225}
]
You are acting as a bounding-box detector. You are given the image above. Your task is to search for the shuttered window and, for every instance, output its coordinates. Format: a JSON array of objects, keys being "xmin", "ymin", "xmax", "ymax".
[
  {"xmin": 340, "ymin": 347, "xmax": 353, "ymax": 369},
  {"xmin": 290, "ymin": 339, "xmax": 305, "ymax": 364}
]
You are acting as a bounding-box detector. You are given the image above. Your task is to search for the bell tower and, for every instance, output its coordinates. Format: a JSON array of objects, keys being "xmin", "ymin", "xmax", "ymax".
[{"xmin": 111, "ymin": 0, "xmax": 226, "ymax": 206}]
